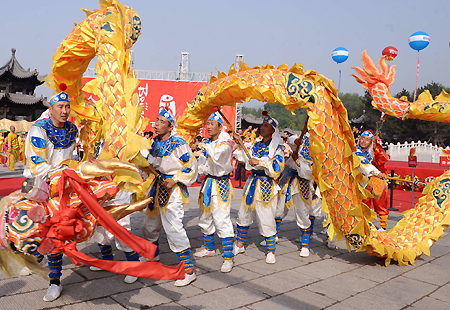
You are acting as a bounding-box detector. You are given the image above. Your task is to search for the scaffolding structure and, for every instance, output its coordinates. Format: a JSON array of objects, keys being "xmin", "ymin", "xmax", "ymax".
[
  {"xmin": 234, "ymin": 54, "xmax": 244, "ymax": 129},
  {"xmin": 83, "ymin": 51, "xmax": 208, "ymax": 82},
  {"xmin": 178, "ymin": 52, "xmax": 189, "ymax": 81},
  {"xmin": 83, "ymin": 68, "xmax": 209, "ymax": 82}
]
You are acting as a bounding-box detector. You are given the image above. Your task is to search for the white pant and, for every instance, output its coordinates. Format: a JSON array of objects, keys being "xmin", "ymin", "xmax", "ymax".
[
  {"xmin": 142, "ymin": 189, "xmax": 191, "ymax": 253},
  {"xmin": 292, "ymin": 193, "xmax": 323, "ymax": 229},
  {"xmin": 91, "ymin": 216, "xmax": 133, "ymax": 251},
  {"xmin": 276, "ymin": 183, "xmax": 323, "ymax": 229},
  {"xmin": 198, "ymin": 196, "xmax": 234, "ymax": 239},
  {"xmin": 275, "ymin": 191, "xmax": 289, "ymax": 220},
  {"xmin": 236, "ymin": 199, "xmax": 277, "ymax": 237},
  {"xmin": 90, "ymin": 190, "xmax": 133, "ymax": 251}
]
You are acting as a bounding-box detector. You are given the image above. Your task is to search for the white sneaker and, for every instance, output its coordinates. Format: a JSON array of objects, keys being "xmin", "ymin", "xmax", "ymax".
[
  {"xmin": 266, "ymin": 252, "xmax": 276, "ymax": 264},
  {"xmin": 326, "ymin": 240, "xmax": 335, "ymax": 249},
  {"xmin": 260, "ymin": 236, "xmax": 278, "ymax": 246},
  {"xmin": 139, "ymin": 255, "xmax": 160, "ymax": 262},
  {"xmin": 174, "ymin": 272, "xmax": 196, "ymax": 287},
  {"xmin": 194, "ymin": 248, "xmax": 216, "ymax": 258},
  {"xmin": 90, "ymin": 266, "xmax": 103, "ymax": 271},
  {"xmin": 20, "ymin": 267, "xmax": 32, "ymax": 276},
  {"xmin": 320, "ymin": 228, "xmax": 328, "ymax": 235},
  {"xmin": 220, "ymin": 260, "xmax": 234, "ymax": 273},
  {"xmin": 232, "ymin": 244, "xmax": 245, "ymax": 256},
  {"xmin": 124, "ymin": 275, "xmax": 138, "ymax": 284},
  {"xmin": 378, "ymin": 227, "xmax": 386, "ymax": 232},
  {"xmin": 43, "ymin": 284, "xmax": 63, "ymax": 302},
  {"xmin": 299, "ymin": 247, "xmax": 310, "ymax": 257}
]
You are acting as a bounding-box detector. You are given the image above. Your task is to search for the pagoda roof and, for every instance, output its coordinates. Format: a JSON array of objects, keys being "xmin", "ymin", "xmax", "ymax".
[
  {"xmin": 0, "ymin": 48, "xmax": 44, "ymax": 84},
  {"xmin": 0, "ymin": 92, "xmax": 47, "ymax": 106}
]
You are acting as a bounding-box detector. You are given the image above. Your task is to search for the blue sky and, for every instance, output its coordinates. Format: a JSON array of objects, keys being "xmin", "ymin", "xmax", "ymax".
[{"xmin": 1, "ymin": 0, "xmax": 449, "ymax": 107}]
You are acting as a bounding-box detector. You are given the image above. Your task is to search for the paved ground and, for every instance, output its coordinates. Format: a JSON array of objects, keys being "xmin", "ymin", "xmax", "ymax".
[{"xmin": 0, "ymin": 164, "xmax": 449, "ymax": 310}]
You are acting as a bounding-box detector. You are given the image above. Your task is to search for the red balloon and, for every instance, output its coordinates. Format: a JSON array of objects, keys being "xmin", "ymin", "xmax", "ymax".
[{"xmin": 382, "ymin": 46, "xmax": 398, "ymax": 61}]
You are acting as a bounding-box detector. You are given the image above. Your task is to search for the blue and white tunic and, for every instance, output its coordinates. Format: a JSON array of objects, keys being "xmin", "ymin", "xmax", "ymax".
[
  {"xmin": 241, "ymin": 139, "xmax": 285, "ymax": 210},
  {"xmin": 24, "ymin": 118, "xmax": 78, "ymax": 178},
  {"xmin": 198, "ymin": 130, "xmax": 234, "ymax": 213},
  {"xmin": 147, "ymin": 135, "xmax": 198, "ymax": 216}
]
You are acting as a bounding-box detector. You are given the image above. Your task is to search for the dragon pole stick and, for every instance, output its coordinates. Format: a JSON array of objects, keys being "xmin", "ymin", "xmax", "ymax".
[
  {"xmin": 214, "ymin": 107, "xmax": 252, "ymax": 160},
  {"xmin": 293, "ymin": 115, "xmax": 309, "ymax": 155}
]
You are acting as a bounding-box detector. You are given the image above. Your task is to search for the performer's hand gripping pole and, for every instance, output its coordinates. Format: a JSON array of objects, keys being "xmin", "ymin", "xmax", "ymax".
[{"xmin": 214, "ymin": 107, "xmax": 251, "ymax": 160}]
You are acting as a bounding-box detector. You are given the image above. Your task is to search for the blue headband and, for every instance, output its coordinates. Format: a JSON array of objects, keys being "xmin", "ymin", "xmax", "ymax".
[
  {"xmin": 361, "ymin": 130, "xmax": 374, "ymax": 139},
  {"xmin": 263, "ymin": 113, "xmax": 278, "ymax": 128},
  {"xmin": 208, "ymin": 112, "xmax": 223, "ymax": 124},
  {"xmin": 49, "ymin": 91, "xmax": 70, "ymax": 106},
  {"xmin": 159, "ymin": 108, "xmax": 175, "ymax": 124}
]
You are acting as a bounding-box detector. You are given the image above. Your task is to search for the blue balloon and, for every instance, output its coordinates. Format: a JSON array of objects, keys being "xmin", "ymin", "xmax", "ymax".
[
  {"xmin": 409, "ymin": 31, "xmax": 430, "ymax": 51},
  {"xmin": 331, "ymin": 47, "xmax": 349, "ymax": 64}
]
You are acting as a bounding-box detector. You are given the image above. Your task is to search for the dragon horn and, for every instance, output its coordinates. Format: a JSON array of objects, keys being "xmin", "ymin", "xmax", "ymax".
[
  {"xmin": 386, "ymin": 64, "xmax": 397, "ymax": 86},
  {"xmin": 97, "ymin": 160, "xmax": 140, "ymax": 174},
  {"xmin": 104, "ymin": 197, "xmax": 153, "ymax": 221},
  {"xmin": 377, "ymin": 57, "xmax": 396, "ymax": 87},
  {"xmin": 80, "ymin": 161, "xmax": 116, "ymax": 178},
  {"xmin": 351, "ymin": 72, "xmax": 369, "ymax": 90},
  {"xmin": 378, "ymin": 57, "xmax": 388, "ymax": 77},
  {"xmin": 361, "ymin": 50, "xmax": 381, "ymax": 77}
]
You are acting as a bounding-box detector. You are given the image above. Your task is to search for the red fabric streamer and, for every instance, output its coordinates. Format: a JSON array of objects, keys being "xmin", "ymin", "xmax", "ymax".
[
  {"xmin": 372, "ymin": 141, "xmax": 390, "ymax": 174},
  {"xmin": 51, "ymin": 169, "xmax": 185, "ymax": 280},
  {"xmin": 63, "ymin": 242, "xmax": 185, "ymax": 280},
  {"xmin": 413, "ymin": 55, "xmax": 420, "ymax": 103}
]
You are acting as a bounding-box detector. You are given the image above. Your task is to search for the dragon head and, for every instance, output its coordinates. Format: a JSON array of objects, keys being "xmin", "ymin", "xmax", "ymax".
[{"xmin": 352, "ymin": 50, "xmax": 396, "ymax": 91}]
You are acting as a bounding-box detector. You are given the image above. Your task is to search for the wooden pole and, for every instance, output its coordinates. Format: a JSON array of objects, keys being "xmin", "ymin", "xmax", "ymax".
[
  {"xmin": 215, "ymin": 108, "xmax": 252, "ymax": 160},
  {"xmin": 293, "ymin": 115, "xmax": 309, "ymax": 155}
]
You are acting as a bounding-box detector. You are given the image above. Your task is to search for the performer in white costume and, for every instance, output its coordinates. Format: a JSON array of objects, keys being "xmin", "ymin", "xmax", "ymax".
[
  {"xmin": 23, "ymin": 86, "xmax": 77, "ymax": 301},
  {"xmin": 276, "ymin": 133, "xmax": 322, "ymax": 257},
  {"xmin": 24, "ymin": 97, "xmax": 77, "ymax": 179},
  {"xmin": 232, "ymin": 111, "xmax": 284, "ymax": 264},
  {"xmin": 143, "ymin": 109, "xmax": 198, "ymax": 287},
  {"xmin": 195, "ymin": 111, "xmax": 235, "ymax": 273},
  {"xmin": 89, "ymin": 190, "xmax": 140, "ymax": 284}
]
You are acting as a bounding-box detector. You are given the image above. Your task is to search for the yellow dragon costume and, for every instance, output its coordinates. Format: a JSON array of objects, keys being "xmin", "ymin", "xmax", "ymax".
[
  {"xmin": 44, "ymin": 0, "xmax": 151, "ymax": 198},
  {"xmin": 176, "ymin": 55, "xmax": 449, "ymax": 266},
  {"xmin": 0, "ymin": 0, "xmax": 184, "ymax": 281}
]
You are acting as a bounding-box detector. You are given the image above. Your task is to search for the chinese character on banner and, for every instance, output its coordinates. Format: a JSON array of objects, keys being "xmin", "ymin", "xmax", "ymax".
[
  {"xmin": 138, "ymin": 83, "xmax": 149, "ymax": 114},
  {"xmin": 440, "ymin": 156, "xmax": 450, "ymax": 166}
]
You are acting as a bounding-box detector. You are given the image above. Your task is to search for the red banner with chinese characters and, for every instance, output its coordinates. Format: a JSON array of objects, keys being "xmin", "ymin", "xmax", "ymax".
[
  {"xmin": 440, "ymin": 156, "xmax": 450, "ymax": 167},
  {"xmin": 81, "ymin": 78, "xmax": 236, "ymax": 137}
]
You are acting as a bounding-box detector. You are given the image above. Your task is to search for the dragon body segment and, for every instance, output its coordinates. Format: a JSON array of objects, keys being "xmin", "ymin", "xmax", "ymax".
[
  {"xmin": 45, "ymin": 0, "xmax": 149, "ymax": 165},
  {"xmin": 177, "ymin": 56, "xmax": 450, "ymax": 266}
]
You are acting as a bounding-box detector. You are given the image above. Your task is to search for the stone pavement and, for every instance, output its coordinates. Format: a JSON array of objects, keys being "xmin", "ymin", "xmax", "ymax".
[{"xmin": 0, "ymin": 164, "xmax": 449, "ymax": 309}]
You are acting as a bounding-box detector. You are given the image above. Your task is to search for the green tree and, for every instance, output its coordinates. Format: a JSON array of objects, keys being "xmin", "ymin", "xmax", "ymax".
[
  {"xmin": 339, "ymin": 92, "xmax": 365, "ymax": 119},
  {"xmin": 263, "ymin": 102, "xmax": 307, "ymax": 131},
  {"xmin": 242, "ymin": 107, "xmax": 263, "ymax": 118}
]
